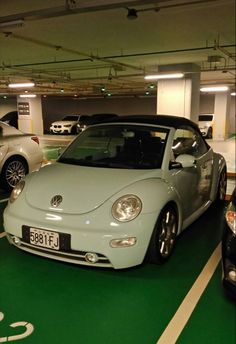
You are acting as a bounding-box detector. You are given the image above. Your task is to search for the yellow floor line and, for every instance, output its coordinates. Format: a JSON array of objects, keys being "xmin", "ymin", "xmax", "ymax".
[{"xmin": 156, "ymin": 242, "xmax": 221, "ymax": 344}]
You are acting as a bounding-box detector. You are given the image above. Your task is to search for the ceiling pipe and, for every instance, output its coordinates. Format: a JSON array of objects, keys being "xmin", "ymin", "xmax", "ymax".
[
  {"xmin": 0, "ymin": 0, "xmax": 222, "ymax": 24},
  {"xmin": 2, "ymin": 41, "xmax": 234, "ymax": 69},
  {"xmin": 3, "ymin": 32, "xmax": 146, "ymax": 74}
]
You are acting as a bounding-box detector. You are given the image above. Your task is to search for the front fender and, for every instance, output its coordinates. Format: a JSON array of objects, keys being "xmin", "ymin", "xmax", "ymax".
[
  {"xmin": 210, "ymin": 152, "xmax": 227, "ymax": 201},
  {"xmin": 109, "ymin": 178, "xmax": 182, "ymax": 231}
]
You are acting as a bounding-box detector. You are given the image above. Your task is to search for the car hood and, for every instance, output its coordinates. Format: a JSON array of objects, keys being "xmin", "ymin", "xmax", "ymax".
[
  {"xmin": 25, "ymin": 162, "xmax": 161, "ymax": 214},
  {"xmin": 51, "ymin": 120, "xmax": 77, "ymax": 126}
]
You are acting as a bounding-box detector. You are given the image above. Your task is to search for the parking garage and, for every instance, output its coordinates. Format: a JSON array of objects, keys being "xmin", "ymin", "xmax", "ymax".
[{"xmin": 0, "ymin": 1, "xmax": 235, "ymax": 344}]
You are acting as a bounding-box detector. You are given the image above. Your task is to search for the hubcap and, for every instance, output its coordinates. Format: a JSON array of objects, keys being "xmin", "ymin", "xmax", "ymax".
[
  {"xmin": 6, "ymin": 161, "xmax": 26, "ymax": 187},
  {"xmin": 159, "ymin": 210, "xmax": 177, "ymax": 258}
]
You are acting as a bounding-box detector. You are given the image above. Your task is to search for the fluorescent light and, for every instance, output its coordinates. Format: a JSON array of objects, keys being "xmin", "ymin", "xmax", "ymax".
[
  {"xmin": 231, "ymin": 92, "xmax": 236, "ymax": 96},
  {"xmin": 19, "ymin": 94, "xmax": 36, "ymax": 98},
  {"xmin": 144, "ymin": 73, "xmax": 184, "ymax": 80},
  {"xmin": 200, "ymin": 86, "xmax": 229, "ymax": 92},
  {"xmin": 8, "ymin": 82, "xmax": 35, "ymax": 88}
]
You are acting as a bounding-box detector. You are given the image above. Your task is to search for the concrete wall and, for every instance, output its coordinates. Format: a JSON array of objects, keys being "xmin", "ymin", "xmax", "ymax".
[
  {"xmin": 199, "ymin": 94, "xmax": 236, "ymax": 137},
  {"xmin": 0, "ymin": 95, "xmax": 235, "ymax": 136},
  {"xmin": 41, "ymin": 96, "xmax": 157, "ymax": 132},
  {"xmin": 0, "ymin": 98, "xmax": 17, "ymax": 118}
]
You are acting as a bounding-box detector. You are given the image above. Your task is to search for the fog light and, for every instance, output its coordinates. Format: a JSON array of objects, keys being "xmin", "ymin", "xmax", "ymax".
[
  {"xmin": 228, "ymin": 269, "xmax": 236, "ymax": 282},
  {"xmin": 110, "ymin": 237, "xmax": 137, "ymax": 248},
  {"xmin": 12, "ymin": 236, "xmax": 21, "ymax": 246},
  {"xmin": 85, "ymin": 252, "xmax": 98, "ymax": 264}
]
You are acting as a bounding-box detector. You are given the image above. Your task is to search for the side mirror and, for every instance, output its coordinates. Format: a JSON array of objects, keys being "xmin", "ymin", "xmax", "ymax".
[{"xmin": 175, "ymin": 154, "xmax": 196, "ymax": 168}]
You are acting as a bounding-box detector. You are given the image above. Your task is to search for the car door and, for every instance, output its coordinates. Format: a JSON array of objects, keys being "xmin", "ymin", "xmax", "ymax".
[{"xmin": 170, "ymin": 125, "xmax": 213, "ymax": 219}]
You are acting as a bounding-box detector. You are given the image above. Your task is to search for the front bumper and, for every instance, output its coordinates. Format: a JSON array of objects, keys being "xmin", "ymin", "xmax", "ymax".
[
  {"xmin": 4, "ymin": 203, "xmax": 156, "ymax": 269},
  {"xmin": 50, "ymin": 127, "xmax": 71, "ymax": 134}
]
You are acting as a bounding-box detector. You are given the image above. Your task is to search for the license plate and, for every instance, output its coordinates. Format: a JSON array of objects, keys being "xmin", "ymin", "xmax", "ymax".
[{"xmin": 29, "ymin": 228, "xmax": 59, "ymax": 250}]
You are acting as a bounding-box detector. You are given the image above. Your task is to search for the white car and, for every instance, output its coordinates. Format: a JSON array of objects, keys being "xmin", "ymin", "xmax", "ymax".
[
  {"xmin": 198, "ymin": 114, "xmax": 214, "ymax": 138},
  {"xmin": 0, "ymin": 121, "xmax": 43, "ymax": 191},
  {"xmin": 4, "ymin": 115, "xmax": 227, "ymax": 269},
  {"xmin": 50, "ymin": 115, "xmax": 80, "ymax": 134}
]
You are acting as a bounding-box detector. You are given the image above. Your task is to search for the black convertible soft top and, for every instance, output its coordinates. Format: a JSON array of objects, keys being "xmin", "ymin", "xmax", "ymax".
[{"xmin": 100, "ymin": 114, "xmax": 199, "ymax": 131}]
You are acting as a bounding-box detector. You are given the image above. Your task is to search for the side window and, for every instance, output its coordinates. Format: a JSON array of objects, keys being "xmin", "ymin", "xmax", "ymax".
[{"xmin": 172, "ymin": 126, "xmax": 208, "ymax": 158}]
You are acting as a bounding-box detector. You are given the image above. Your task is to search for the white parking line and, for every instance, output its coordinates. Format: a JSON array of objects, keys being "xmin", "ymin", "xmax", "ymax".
[{"xmin": 156, "ymin": 242, "xmax": 221, "ymax": 344}]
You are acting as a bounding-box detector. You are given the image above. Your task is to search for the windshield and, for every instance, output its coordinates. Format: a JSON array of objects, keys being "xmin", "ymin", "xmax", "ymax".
[
  {"xmin": 58, "ymin": 124, "xmax": 168, "ymax": 169},
  {"xmin": 198, "ymin": 115, "xmax": 213, "ymax": 122},
  {"xmin": 62, "ymin": 116, "xmax": 79, "ymax": 121}
]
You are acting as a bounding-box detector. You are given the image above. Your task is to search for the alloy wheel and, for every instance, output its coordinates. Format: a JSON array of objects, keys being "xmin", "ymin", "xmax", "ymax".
[
  {"xmin": 5, "ymin": 160, "xmax": 26, "ymax": 188},
  {"xmin": 158, "ymin": 208, "xmax": 177, "ymax": 258}
]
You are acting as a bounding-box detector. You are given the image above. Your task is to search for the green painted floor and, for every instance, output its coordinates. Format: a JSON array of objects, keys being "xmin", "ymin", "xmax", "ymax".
[{"xmin": 0, "ymin": 199, "xmax": 235, "ymax": 344}]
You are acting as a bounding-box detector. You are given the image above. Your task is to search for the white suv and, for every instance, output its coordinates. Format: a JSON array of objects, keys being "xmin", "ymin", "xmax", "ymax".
[
  {"xmin": 198, "ymin": 114, "xmax": 214, "ymax": 139},
  {"xmin": 50, "ymin": 115, "xmax": 80, "ymax": 134}
]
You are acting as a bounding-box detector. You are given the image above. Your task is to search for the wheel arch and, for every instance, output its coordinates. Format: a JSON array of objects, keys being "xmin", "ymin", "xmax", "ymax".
[
  {"xmin": 1, "ymin": 154, "xmax": 29, "ymax": 175},
  {"xmin": 210, "ymin": 152, "xmax": 227, "ymax": 201},
  {"xmin": 145, "ymin": 200, "xmax": 180, "ymax": 264},
  {"xmin": 154, "ymin": 200, "xmax": 182, "ymax": 236}
]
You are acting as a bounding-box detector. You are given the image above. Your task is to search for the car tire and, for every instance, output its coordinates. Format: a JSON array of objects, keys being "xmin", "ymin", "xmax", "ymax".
[
  {"xmin": 71, "ymin": 126, "xmax": 77, "ymax": 135},
  {"xmin": 0, "ymin": 156, "xmax": 28, "ymax": 191},
  {"xmin": 216, "ymin": 167, "xmax": 227, "ymax": 202},
  {"xmin": 207, "ymin": 127, "xmax": 213, "ymax": 139},
  {"xmin": 147, "ymin": 204, "xmax": 178, "ymax": 264}
]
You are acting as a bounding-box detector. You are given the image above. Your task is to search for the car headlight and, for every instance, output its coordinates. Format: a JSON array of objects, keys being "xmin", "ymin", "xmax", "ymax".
[
  {"xmin": 225, "ymin": 202, "xmax": 236, "ymax": 235},
  {"xmin": 112, "ymin": 195, "xmax": 142, "ymax": 222},
  {"xmin": 9, "ymin": 181, "xmax": 25, "ymax": 203}
]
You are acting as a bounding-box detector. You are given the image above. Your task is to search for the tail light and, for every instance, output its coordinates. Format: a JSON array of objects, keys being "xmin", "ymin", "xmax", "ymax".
[{"xmin": 31, "ymin": 136, "xmax": 39, "ymax": 145}]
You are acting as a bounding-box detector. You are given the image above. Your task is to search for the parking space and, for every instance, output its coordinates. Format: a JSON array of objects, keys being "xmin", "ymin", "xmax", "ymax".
[
  {"xmin": 1, "ymin": 132, "xmax": 235, "ymax": 343},
  {"xmin": 0, "ymin": 198, "xmax": 235, "ymax": 344}
]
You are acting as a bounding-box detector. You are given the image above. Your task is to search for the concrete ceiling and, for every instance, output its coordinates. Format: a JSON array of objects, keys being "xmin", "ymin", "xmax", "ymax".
[{"xmin": 0, "ymin": 0, "xmax": 235, "ymax": 98}]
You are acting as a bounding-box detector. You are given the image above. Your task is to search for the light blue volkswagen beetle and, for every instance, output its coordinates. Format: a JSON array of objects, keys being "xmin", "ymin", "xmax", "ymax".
[{"xmin": 3, "ymin": 115, "xmax": 227, "ymax": 269}]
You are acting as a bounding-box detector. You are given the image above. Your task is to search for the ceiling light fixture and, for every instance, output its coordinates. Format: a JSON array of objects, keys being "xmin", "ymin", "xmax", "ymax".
[
  {"xmin": 19, "ymin": 94, "xmax": 36, "ymax": 98},
  {"xmin": 200, "ymin": 86, "xmax": 229, "ymax": 92},
  {"xmin": 144, "ymin": 73, "xmax": 184, "ymax": 80},
  {"xmin": 8, "ymin": 82, "xmax": 35, "ymax": 88},
  {"xmin": 231, "ymin": 92, "xmax": 236, "ymax": 96},
  {"xmin": 127, "ymin": 8, "xmax": 138, "ymax": 20},
  {"xmin": 126, "ymin": 6, "xmax": 160, "ymax": 20}
]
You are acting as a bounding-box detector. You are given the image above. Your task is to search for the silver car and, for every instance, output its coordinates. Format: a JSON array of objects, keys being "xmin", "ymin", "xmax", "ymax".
[
  {"xmin": 0, "ymin": 122, "xmax": 43, "ymax": 191},
  {"xmin": 4, "ymin": 115, "xmax": 227, "ymax": 268}
]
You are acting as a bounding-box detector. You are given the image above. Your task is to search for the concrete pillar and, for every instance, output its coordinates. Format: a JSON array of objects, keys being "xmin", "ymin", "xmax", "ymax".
[
  {"xmin": 156, "ymin": 63, "xmax": 200, "ymax": 124},
  {"xmin": 17, "ymin": 95, "xmax": 44, "ymax": 135},
  {"xmin": 213, "ymin": 92, "xmax": 231, "ymax": 140}
]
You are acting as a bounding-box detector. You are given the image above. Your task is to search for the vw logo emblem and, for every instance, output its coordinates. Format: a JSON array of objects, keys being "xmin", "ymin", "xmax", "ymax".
[{"xmin": 50, "ymin": 195, "xmax": 63, "ymax": 208}]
